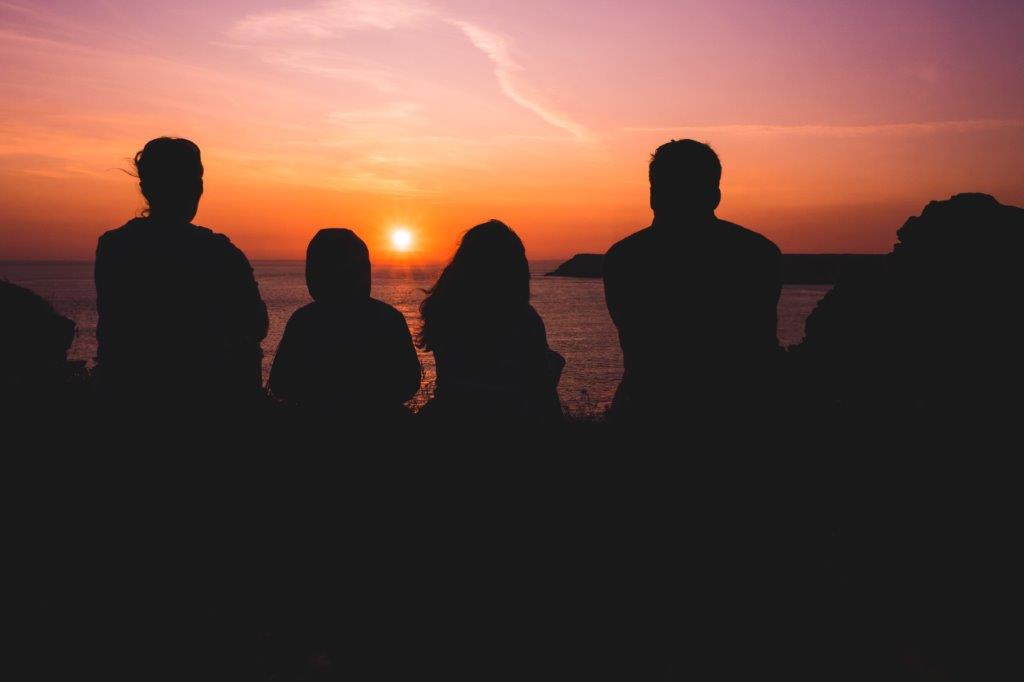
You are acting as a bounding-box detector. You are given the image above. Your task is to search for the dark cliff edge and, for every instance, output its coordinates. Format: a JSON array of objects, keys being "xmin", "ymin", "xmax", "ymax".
[
  {"xmin": 546, "ymin": 252, "xmax": 886, "ymax": 283},
  {"xmin": 793, "ymin": 192, "xmax": 1024, "ymax": 410},
  {"xmin": 545, "ymin": 253, "xmax": 606, "ymax": 278}
]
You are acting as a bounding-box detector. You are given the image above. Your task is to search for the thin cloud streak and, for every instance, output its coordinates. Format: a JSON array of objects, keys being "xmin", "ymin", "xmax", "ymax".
[
  {"xmin": 625, "ymin": 119, "xmax": 1024, "ymax": 137},
  {"xmin": 451, "ymin": 20, "xmax": 591, "ymax": 142},
  {"xmin": 230, "ymin": 0, "xmax": 590, "ymax": 141},
  {"xmin": 232, "ymin": 0, "xmax": 433, "ymax": 39},
  {"xmin": 260, "ymin": 49, "xmax": 401, "ymax": 92}
]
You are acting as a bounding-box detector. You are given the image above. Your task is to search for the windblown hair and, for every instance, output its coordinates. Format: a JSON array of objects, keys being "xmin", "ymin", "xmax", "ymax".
[
  {"xmin": 133, "ymin": 137, "xmax": 204, "ymax": 220},
  {"xmin": 418, "ymin": 220, "xmax": 530, "ymax": 351}
]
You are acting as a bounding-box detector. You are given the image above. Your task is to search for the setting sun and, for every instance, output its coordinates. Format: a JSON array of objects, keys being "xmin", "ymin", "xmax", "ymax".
[{"xmin": 391, "ymin": 228, "xmax": 414, "ymax": 252}]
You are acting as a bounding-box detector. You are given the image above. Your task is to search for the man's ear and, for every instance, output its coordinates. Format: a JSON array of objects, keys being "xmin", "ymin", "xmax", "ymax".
[{"xmin": 711, "ymin": 186, "xmax": 721, "ymax": 211}]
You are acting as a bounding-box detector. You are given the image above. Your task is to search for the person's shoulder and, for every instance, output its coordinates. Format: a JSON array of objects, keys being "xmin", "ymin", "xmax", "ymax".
[
  {"xmin": 97, "ymin": 217, "xmax": 147, "ymax": 248},
  {"xmin": 368, "ymin": 297, "xmax": 411, "ymax": 325},
  {"xmin": 606, "ymin": 226, "xmax": 655, "ymax": 261},
  {"xmin": 192, "ymin": 224, "xmax": 254, "ymax": 266},
  {"xmin": 191, "ymin": 223, "xmax": 234, "ymax": 249},
  {"xmin": 288, "ymin": 301, "xmax": 318, "ymax": 320},
  {"xmin": 282, "ymin": 302, "xmax": 318, "ymax": 330},
  {"xmin": 716, "ymin": 219, "xmax": 780, "ymax": 257}
]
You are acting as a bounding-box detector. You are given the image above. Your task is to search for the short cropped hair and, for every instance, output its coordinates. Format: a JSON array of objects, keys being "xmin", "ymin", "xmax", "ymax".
[{"xmin": 649, "ymin": 139, "xmax": 722, "ymax": 213}]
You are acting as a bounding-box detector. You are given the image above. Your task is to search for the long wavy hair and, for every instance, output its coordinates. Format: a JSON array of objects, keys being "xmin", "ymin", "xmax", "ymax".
[{"xmin": 418, "ymin": 220, "xmax": 530, "ymax": 351}]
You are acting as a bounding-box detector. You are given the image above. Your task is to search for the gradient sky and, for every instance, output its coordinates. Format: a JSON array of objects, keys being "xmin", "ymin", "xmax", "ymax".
[{"xmin": 1, "ymin": 0, "xmax": 1022, "ymax": 261}]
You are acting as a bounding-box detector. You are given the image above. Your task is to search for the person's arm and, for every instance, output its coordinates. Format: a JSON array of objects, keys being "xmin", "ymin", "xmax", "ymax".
[
  {"xmin": 93, "ymin": 234, "xmax": 120, "ymax": 361},
  {"xmin": 602, "ymin": 244, "xmax": 625, "ymax": 331},
  {"xmin": 374, "ymin": 308, "xmax": 422, "ymax": 404},
  {"xmin": 218, "ymin": 237, "xmax": 269, "ymax": 343},
  {"xmin": 755, "ymin": 244, "xmax": 782, "ymax": 351},
  {"xmin": 267, "ymin": 315, "xmax": 299, "ymax": 402},
  {"xmin": 526, "ymin": 307, "xmax": 564, "ymax": 421}
]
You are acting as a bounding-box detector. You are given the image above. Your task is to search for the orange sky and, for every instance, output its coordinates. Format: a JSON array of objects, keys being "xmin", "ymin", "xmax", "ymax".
[{"xmin": 1, "ymin": 1, "xmax": 1022, "ymax": 261}]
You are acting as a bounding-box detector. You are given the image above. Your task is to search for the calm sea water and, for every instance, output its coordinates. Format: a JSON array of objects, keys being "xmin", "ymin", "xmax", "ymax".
[{"xmin": 1, "ymin": 261, "xmax": 829, "ymax": 412}]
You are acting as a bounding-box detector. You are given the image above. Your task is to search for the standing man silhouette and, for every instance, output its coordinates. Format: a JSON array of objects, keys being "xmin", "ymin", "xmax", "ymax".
[{"xmin": 603, "ymin": 140, "xmax": 781, "ymax": 419}]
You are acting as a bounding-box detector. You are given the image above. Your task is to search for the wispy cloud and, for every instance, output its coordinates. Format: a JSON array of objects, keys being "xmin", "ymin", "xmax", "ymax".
[
  {"xmin": 451, "ymin": 20, "xmax": 591, "ymax": 142},
  {"xmin": 230, "ymin": 0, "xmax": 590, "ymax": 141},
  {"xmin": 624, "ymin": 119, "xmax": 1024, "ymax": 137},
  {"xmin": 232, "ymin": 0, "xmax": 432, "ymax": 39},
  {"xmin": 260, "ymin": 48, "xmax": 400, "ymax": 92}
]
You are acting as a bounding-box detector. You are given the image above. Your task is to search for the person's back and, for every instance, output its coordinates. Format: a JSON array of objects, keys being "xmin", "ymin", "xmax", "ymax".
[
  {"xmin": 604, "ymin": 140, "xmax": 780, "ymax": 416},
  {"xmin": 429, "ymin": 303, "xmax": 562, "ymax": 414},
  {"xmin": 95, "ymin": 138, "xmax": 268, "ymax": 405},
  {"xmin": 268, "ymin": 229, "xmax": 421, "ymax": 413},
  {"xmin": 419, "ymin": 220, "xmax": 564, "ymax": 424}
]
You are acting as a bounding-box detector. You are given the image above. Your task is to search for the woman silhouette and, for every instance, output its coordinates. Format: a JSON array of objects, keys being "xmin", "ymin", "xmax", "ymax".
[
  {"xmin": 418, "ymin": 220, "xmax": 564, "ymax": 423},
  {"xmin": 94, "ymin": 137, "xmax": 268, "ymax": 406}
]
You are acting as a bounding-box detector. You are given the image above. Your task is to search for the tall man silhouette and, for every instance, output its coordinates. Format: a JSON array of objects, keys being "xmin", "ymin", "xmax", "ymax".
[{"xmin": 603, "ymin": 140, "xmax": 781, "ymax": 418}]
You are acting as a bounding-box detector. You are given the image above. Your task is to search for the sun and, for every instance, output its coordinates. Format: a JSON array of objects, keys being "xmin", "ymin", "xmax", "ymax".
[{"xmin": 390, "ymin": 227, "xmax": 414, "ymax": 252}]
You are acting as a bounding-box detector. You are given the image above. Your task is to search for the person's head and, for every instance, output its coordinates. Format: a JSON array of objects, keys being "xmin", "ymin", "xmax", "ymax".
[
  {"xmin": 418, "ymin": 220, "xmax": 530, "ymax": 350},
  {"xmin": 133, "ymin": 137, "xmax": 204, "ymax": 222},
  {"xmin": 649, "ymin": 139, "xmax": 722, "ymax": 218},
  {"xmin": 305, "ymin": 228, "xmax": 372, "ymax": 303}
]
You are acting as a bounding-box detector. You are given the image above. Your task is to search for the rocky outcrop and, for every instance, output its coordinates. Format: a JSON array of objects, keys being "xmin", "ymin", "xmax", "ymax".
[
  {"xmin": 546, "ymin": 254, "xmax": 604, "ymax": 278},
  {"xmin": 795, "ymin": 193, "xmax": 1024, "ymax": 411}
]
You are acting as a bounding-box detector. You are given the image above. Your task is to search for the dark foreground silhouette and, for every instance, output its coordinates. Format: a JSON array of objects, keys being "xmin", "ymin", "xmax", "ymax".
[
  {"xmin": 548, "ymin": 252, "xmax": 887, "ymax": 283},
  {"xmin": 418, "ymin": 220, "xmax": 565, "ymax": 424},
  {"xmin": 794, "ymin": 192, "xmax": 1024, "ymax": 414},
  {"xmin": 604, "ymin": 140, "xmax": 781, "ymax": 418},
  {"xmin": 0, "ymin": 280, "xmax": 81, "ymax": 409},
  {"xmin": 268, "ymin": 228, "xmax": 421, "ymax": 416},
  {"xmin": 6, "ymin": 133, "xmax": 1023, "ymax": 680},
  {"xmin": 94, "ymin": 137, "xmax": 268, "ymax": 406}
]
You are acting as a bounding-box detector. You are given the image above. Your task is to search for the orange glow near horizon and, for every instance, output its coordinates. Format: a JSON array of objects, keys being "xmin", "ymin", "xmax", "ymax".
[{"xmin": 0, "ymin": 2, "xmax": 1022, "ymax": 262}]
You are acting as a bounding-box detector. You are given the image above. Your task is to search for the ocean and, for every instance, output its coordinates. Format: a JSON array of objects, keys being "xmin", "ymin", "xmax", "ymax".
[{"xmin": 1, "ymin": 261, "xmax": 829, "ymax": 412}]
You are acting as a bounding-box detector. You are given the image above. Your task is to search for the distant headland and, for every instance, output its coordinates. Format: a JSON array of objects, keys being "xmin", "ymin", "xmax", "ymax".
[{"xmin": 547, "ymin": 252, "xmax": 887, "ymax": 284}]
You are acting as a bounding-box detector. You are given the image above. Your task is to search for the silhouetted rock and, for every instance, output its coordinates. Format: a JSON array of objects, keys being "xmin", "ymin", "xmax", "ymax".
[
  {"xmin": 546, "ymin": 253, "xmax": 604, "ymax": 277},
  {"xmin": 795, "ymin": 193, "xmax": 1024, "ymax": 412},
  {"xmin": 0, "ymin": 280, "xmax": 85, "ymax": 410}
]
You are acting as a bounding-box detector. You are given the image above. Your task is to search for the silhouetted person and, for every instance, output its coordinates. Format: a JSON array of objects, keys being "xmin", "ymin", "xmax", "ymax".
[
  {"xmin": 418, "ymin": 220, "xmax": 564, "ymax": 423},
  {"xmin": 95, "ymin": 137, "xmax": 268, "ymax": 407},
  {"xmin": 603, "ymin": 140, "xmax": 781, "ymax": 418},
  {"xmin": 0, "ymin": 280, "xmax": 77, "ymax": 408},
  {"xmin": 268, "ymin": 228, "xmax": 421, "ymax": 415}
]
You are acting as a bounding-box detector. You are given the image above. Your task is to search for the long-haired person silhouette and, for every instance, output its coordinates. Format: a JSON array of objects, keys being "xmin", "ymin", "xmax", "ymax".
[
  {"xmin": 418, "ymin": 220, "xmax": 564, "ymax": 423},
  {"xmin": 603, "ymin": 139, "xmax": 781, "ymax": 420},
  {"xmin": 268, "ymin": 228, "xmax": 421, "ymax": 416},
  {"xmin": 94, "ymin": 137, "xmax": 268, "ymax": 407}
]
